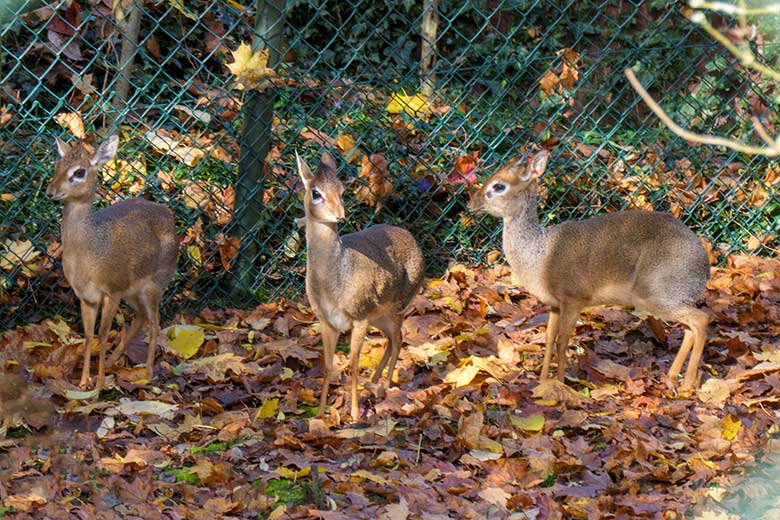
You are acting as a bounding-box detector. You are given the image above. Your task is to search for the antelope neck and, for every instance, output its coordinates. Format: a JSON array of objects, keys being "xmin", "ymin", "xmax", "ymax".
[
  {"xmin": 305, "ymin": 217, "xmax": 343, "ymax": 275},
  {"xmin": 502, "ymin": 189, "xmax": 547, "ymax": 273},
  {"xmin": 504, "ymin": 189, "xmax": 545, "ymax": 239},
  {"xmin": 61, "ymin": 200, "xmax": 92, "ymax": 248}
]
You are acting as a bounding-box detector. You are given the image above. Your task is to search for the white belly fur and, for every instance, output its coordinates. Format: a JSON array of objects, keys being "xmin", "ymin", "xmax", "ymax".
[{"xmin": 314, "ymin": 295, "xmax": 352, "ymax": 332}]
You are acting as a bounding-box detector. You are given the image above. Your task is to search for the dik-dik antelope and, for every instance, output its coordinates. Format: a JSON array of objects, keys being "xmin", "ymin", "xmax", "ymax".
[
  {"xmin": 469, "ymin": 149, "xmax": 710, "ymax": 390},
  {"xmin": 296, "ymin": 151, "xmax": 424, "ymax": 418},
  {"xmin": 47, "ymin": 135, "xmax": 178, "ymax": 389}
]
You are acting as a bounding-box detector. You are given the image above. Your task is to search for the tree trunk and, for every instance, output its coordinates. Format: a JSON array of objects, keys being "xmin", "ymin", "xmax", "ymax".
[
  {"xmin": 419, "ymin": 0, "xmax": 439, "ymax": 98},
  {"xmin": 229, "ymin": 0, "xmax": 285, "ymax": 296},
  {"xmin": 112, "ymin": 0, "xmax": 142, "ymax": 125}
]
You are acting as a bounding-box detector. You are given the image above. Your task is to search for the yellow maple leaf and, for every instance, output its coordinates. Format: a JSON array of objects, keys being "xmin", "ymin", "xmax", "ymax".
[
  {"xmin": 226, "ymin": 43, "xmax": 258, "ymax": 77},
  {"xmin": 511, "ymin": 413, "xmax": 545, "ymax": 432},
  {"xmin": 226, "ymin": 43, "xmax": 279, "ymax": 91},
  {"xmin": 387, "ymin": 91, "xmax": 430, "ymax": 118},
  {"xmin": 444, "ymin": 364, "xmax": 481, "ymax": 388},
  {"xmin": 164, "ymin": 324, "xmax": 204, "ymax": 359},
  {"xmin": 256, "ymin": 398, "xmax": 279, "ymax": 419},
  {"xmin": 722, "ymin": 413, "xmax": 741, "ymax": 441},
  {"xmin": 274, "ymin": 466, "xmax": 311, "ymax": 479}
]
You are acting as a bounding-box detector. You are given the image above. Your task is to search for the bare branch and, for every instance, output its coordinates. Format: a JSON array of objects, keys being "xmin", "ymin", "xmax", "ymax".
[
  {"xmin": 750, "ymin": 116, "xmax": 777, "ymax": 147},
  {"xmin": 690, "ymin": 0, "xmax": 780, "ymax": 16},
  {"xmin": 691, "ymin": 11, "xmax": 780, "ymax": 82},
  {"xmin": 624, "ymin": 68, "xmax": 780, "ymax": 156}
]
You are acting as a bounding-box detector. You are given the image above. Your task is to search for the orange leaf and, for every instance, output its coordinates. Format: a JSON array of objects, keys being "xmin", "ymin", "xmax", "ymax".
[
  {"xmin": 447, "ymin": 153, "xmax": 478, "ymax": 185},
  {"xmin": 354, "ymin": 153, "xmax": 393, "ymax": 211},
  {"xmin": 538, "ymin": 70, "xmax": 559, "ymax": 96},
  {"xmin": 218, "ymin": 235, "xmax": 241, "ymax": 271},
  {"xmin": 337, "ymin": 133, "xmax": 360, "ymax": 164},
  {"xmin": 54, "ymin": 111, "xmax": 86, "ymax": 139}
]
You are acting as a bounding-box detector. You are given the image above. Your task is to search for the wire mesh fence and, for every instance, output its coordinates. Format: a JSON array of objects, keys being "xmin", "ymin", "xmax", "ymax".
[{"xmin": 1, "ymin": 0, "xmax": 778, "ymax": 330}]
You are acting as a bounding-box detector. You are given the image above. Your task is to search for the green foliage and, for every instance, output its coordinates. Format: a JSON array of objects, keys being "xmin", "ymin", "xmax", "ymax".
[
  {"xmin": 167, "ymin": 468, "xmax": 199, "ymax": 484},
  {"xmin": 190, "ymin": 442, "xmax": 229, "ymax": 454},
  {"xmin": 7, "ymin": 426, "xmax": 31, "ymax": 438},
  {"xmin": 261, "ymin": 478, "xmax": 306, "ymax": 505}
]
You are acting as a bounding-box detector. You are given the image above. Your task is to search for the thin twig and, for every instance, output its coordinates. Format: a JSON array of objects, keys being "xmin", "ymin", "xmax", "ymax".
[
  {"xmin": 692, "ymin": 12, "xmax": 780, "ymax": 82},
  {"xmin": 415, "ymin": 432, "xmax": 423, "ymax": 466},
  {"xmin": 690, "ymin": 0, "xmax": 780, "ymax": 16},
  {"xmin": 624, "ymin": 68, "xmax": 780, "ymax": 156},
  {"xmin": 750, "ymin": 116, "xmax": 776, "ymax": 147},
  {"xmin": 736, "ymin": 0, "xmax": 747, "ymax": 35}
]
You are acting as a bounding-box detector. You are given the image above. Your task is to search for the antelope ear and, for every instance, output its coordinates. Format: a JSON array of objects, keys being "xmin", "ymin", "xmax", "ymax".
[
  {"xmin": 525, "ymin": 150, "xmax": 550, "ymax": 180},
  {"xmin": 296, "ymin": 151, "xmax": 315, "ymax": 187},
  {"xmin": 91, "ymin": 135, "xmax": 119, "ymax": 167},
  {"xmin": 501, "ymin": 155, "xmax": 527, "ymax": 182},
  {"xmin": 55, "ymin": 137, "xmax": 70, "ymax": 158},
  {"xmin": 319, "ymin": 150, "xmax": 337, "ymax": 176}
]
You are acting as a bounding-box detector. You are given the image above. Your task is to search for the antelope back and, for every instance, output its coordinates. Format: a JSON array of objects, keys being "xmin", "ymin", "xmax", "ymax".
[{"xmin": 47, "ymin": 135, "xmax": 118, "ymax": 203}]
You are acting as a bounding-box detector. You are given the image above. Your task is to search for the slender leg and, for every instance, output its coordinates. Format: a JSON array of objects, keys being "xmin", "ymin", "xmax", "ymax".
[
  {"xmin": 106, "ymin": 313, "xmax": 146, "ymax": 369},
  {"xmin": 370, "ymin": 313, "xmax": 403, "ymax": 386},
  {"xmin": 348, "ymin": 320, "xmax": 369, "ymax": 419},
  {"xmin": 96, "ymin": 295, "xmax": 120, "ymax": 390},
  {"xmin": 668, "ymin": 329, "xmax": 694, "ymax": 381},
  {"xmin": 372, "ymin": 342, "xmax": 393, "ymax": 385},
  {"xmin": 540, "ymin": 308, "xmax": 559, "ymax": 381},
  {"xmin": 78, "ymin": 299, "xmax": 99, "ymax": 389},
  {"xmin": 317, "ymin": 321, "xmax": 340, "ymax": 417},
  {"xmin": 139, "ymin": 287, "xmax": 161, "ymax": 383},
  {"xmin": 383, "ymin": 317, "xmax": 403, "ymax": 388},
  {"xmin": 680, "ymin": 309, "xmax": 710, "ymax": 390},
  {"xmin": 555, "ymin": 305, "xmax": 581, "ymax": 382}
]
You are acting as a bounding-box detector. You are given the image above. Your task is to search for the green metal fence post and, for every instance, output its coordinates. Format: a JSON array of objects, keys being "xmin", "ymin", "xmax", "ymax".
[{"xmin": 229, "ymin": 0, "xmax": 285, "ymax": 296}]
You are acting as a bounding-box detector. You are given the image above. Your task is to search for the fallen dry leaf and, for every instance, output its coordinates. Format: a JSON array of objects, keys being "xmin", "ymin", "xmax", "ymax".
[
  {"xmin": 54, "ymin": 111, "xmax": 86, "ymax": 138},
  {"xmin": 145, "ymin": 129, "xmax": 205, "ymax": 166},
  {"xmin": 532, "ymin": 379, "xmax": 586, "ymax": 407},
  {"xmin": 164, "ymin": 324, "xmax": 205, "ymax": 359},
  {"xmin": 182, "ymin": 352, "xmax": 248, "ymax": 382},
  {"xmin": 354, "ymin": 153, "xmax": 393, "ymax": 211}
]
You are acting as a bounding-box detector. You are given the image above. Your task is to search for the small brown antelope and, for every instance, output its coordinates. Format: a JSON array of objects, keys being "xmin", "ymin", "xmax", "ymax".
[
  {"xmin": 469, "ymin": 149, "xmax": 710, "ymax": 391},
  {"xmin": 296, "ymin": 150, "xmax": 425, "ymax": 418},
  {"xmin": 47, "ymin": 135, "xmax": 178, "ymax": 389}
]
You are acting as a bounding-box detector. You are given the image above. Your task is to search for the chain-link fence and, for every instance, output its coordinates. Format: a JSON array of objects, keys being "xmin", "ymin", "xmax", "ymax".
[{"xmin": 1, "ymin": 0, "xmax": 778, "ymax": 329}]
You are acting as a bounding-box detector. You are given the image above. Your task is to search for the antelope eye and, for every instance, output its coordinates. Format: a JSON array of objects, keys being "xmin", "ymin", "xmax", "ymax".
[
  {"xmin": 492, "ymin": 183, "xmax": 507, "ymax": 194},
  {"xmin": 311, "ymin": 188, "xmax": 323, "ymax": 202},
  {"xmin": 70, "ymin": 168, "xmax": 87, "ymax": 182}
]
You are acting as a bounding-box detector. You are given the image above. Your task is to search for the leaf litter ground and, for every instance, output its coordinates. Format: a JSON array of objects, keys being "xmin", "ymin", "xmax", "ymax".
[{"xmin": 1, "ymin": 254, "xmax": 779, "ymax": 519}]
